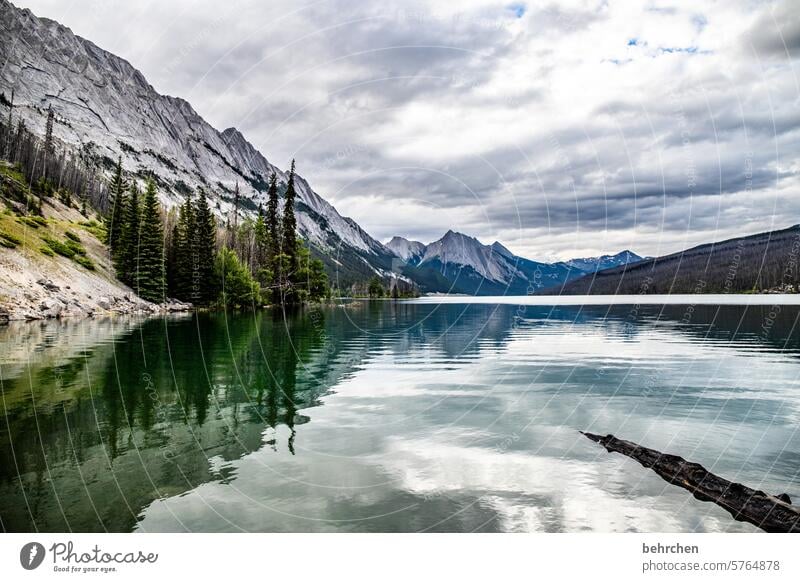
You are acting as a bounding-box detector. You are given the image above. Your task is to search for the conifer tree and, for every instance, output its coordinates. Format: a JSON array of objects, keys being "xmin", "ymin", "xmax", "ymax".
[
  {"xmin": 280, "ymin": 160, "xmax": 299, "ymax": 302},
  {"xmin": 193, "ymin": 191, "xmax": 217, "ymax": 305},
  {"xmin": 254, "ymin": 204, "xmax": 269, "ymax": 285},
  {"xmin": 174, "ymin": 192, "xmax": 196, "ymax": 300},
  {"xmin": 106, "ymin": 156, "xmax": 127, "ymax": 255},
  {"xmin": 282, "ymin": 161, "xmax": 298, "ymax": 269},
  {"xmin": 167, "ymin": 217, "xmax": 180, "ymax": 297},
  {"xmin": 116, "ymin": 181, "xmax": 140, "ymax": 285},
  {"xmin": 135, "ymin": 179, "xmax": 165, "ymax": 302},
  {"xmin": 265, "ymin": 172, "xmax": 280, "ymax": 265}
]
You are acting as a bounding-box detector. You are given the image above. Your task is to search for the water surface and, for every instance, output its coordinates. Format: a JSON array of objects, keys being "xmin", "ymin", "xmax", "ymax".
[{"xmin": 1, "ymin": 299, "xmax": 799, "ymax": 532}]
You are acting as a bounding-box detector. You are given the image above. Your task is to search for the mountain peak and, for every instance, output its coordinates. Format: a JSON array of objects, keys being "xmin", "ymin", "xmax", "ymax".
[
  {"xmin": 490, "ymin": 241, "xmax": 515, "ymax": 259},
  {"xmin": 565, "ymin": 250, "xmax": 643, "ymax": 273},
  {"xmin": 386, "ymin": 236, "xmax": 426, "ymax": 263},
  {"xmin": 440, "ymin": 229, "xmax": 477, "ymax": 243}
]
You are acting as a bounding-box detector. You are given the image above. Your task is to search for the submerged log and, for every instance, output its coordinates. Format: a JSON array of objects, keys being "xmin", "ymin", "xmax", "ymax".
[{"xmin": 581, "ymin": 431, "xmax": 800, "ymax": 533}]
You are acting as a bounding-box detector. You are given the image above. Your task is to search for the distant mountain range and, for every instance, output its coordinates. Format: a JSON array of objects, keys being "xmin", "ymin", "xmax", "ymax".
[
  {"xmin": 549, "ymin": 225, "xmax": 800, "ymax": 295},
  {"xmin": 386, "ymin": 232, "xmax": 643, "ymax": 295},
  {"xmin": 565, "ymin": 250, "xmax": 648, "ymax": 273}
]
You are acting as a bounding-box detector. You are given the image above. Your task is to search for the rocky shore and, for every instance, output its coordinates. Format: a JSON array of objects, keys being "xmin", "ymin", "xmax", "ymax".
[{"xmin": 0, "ymin": 277, "xmax": 191, "ymax": 323}]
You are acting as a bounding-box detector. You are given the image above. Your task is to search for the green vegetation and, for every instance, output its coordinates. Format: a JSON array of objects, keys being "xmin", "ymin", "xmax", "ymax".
[
  {"xmin": 17, "ymin": 215, "xmax": 47, "ymax": 228},
  {"xmin": 115, "ymin": 181, "xmax": 140, "ymax": 284},
  {"xmin": 166, "ymin": 191, "xmax": 217, "ymax": 305},
  {"xmin": 215, "ymin": 247, "xmax": 260, "ymax": 308},
  {"xmin": 0, "ymin": 230, "xmax": 21, "ymax": 248},
  {"xmin": 368, "ymin": 276, "xmax": 385, "ymax": 298},
  {"xmin": 42, "ymin": 235, "xmax": 76, "ymax": 258},
  {"xmin": 133, "ymin": 179, "xmax": 165, "ymax": 302},
  {"xmin": 0, "ymin": 106, "xmax": 354, "ymax": 310},
  {"xmin": 106, "ymin": 156, "xmax": 126, "ymax": 254},
  {"xmin": 79, "ymin": 219, "xmax": 106, "ymax": 240},
  {"xmin": 74, "ymin": 255, "xmax": 96, "ymax": 270}
]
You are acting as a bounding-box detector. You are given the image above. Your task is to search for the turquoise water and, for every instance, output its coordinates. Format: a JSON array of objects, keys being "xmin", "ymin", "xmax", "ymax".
[{"xmin": 1, "ymin": 301, "xmax": 799, "ymax": 532}]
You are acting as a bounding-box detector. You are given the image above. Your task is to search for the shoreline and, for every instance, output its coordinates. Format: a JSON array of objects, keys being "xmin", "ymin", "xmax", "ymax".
[{"xmin": 408, "ymin": 293, "xmax": 800, "ymax": 306}]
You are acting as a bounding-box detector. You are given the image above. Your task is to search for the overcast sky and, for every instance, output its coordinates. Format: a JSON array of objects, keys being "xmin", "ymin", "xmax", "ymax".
[{"xmin": 14, "ymin": 0, "xmax": 800, "ymax": 260}]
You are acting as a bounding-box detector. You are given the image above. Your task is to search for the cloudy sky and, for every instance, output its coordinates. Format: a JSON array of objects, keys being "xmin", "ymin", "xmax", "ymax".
[{"xmin": 14, "ymin": 0, "xmax": 800, "ymax": 260}]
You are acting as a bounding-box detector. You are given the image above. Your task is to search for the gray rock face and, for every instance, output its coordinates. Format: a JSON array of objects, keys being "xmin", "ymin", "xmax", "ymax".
[
  {"xmin": 386, "ymin": 236, "xmax": 426, "ymax": 264},
  {"xmin": 39, "ymin": 297, "xmax": 63, "ymax": 318},
  {"xmin": 0, "ymin": 0, "xmax": 394, "ymax": 286},
  {"xmin": 36, "ymin": 278, "xmax": 60, "ymax": 292}
]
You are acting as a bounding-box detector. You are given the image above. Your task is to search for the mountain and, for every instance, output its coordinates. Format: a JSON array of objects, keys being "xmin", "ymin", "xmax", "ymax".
[
  {"xmin": 0, "ymin": 0, "xmax": 398, "ymax": 287},
  {"xmin": 565, "ymin": 250, "xmax": 643, "ymax": 273},
  {"xmin": 549, "ymin": 225, "xmax": 800, "ymax": 295},
  {"xmin": 385, "ymin": 236, "xmax": 426, "ymax": 264},
  {"xmin": 386, "ymin": 230, "xmax": 599, "ymax": 295}
]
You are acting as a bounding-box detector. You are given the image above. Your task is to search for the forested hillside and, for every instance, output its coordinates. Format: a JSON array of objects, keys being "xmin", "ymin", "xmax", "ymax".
[{"xmin": 549, "ymin": 226, "xmax": 800, "ymax": 295}]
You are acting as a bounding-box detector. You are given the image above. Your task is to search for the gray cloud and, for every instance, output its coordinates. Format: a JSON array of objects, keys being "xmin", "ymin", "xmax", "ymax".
[{"xmin": 13, "ymin": 0, "xmax": 800, "ymax": 259}]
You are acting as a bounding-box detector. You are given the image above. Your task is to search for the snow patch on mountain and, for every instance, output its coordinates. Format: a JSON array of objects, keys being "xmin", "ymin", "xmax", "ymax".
[{"xmin": 566, "ymin": 250, "xmax": 643, "ymax": 272}]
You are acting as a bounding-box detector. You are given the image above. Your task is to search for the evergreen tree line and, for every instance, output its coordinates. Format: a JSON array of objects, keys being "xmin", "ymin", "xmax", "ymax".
[
  {"xmin": 106, "ymin": 157, "xmax": 329, "ymax": 307},
  {"xmin": 362, "ymin": 275, "xmax": 418, "ymax": 298},
  {"xmin": 0, "ymin": 98, "xmax": 108, "ymax": 213}
]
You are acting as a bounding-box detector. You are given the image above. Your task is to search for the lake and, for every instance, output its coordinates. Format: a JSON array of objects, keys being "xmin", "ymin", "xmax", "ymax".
[{"xmin": 1, "ymin": 297, "xmax": 799, "ymax": 532}]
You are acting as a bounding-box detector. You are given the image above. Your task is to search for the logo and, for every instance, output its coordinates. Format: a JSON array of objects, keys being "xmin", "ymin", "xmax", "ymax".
[{"xmin": 20, "ymin": 542, "xmax": 46, "ymax": 570}]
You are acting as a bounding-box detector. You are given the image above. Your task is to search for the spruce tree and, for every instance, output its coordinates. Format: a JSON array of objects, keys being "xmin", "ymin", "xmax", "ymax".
[
  {"xmin": 167, "ymin": 218, "xmax": 180, "ymax": 297},
  {"xmin": 116, "ymin": 181, "xmax": 140, "ymax": 286},
  {"xmin": 281, "ymin": 160, "xmax": 299, "ymax": 302},
  {"xmin": 263, "ymin": 172, "xmax": 281, "ymax": 302},
  {"xmin": 193, "ymin": 191, "xmax": 217, "ymax": 305},
  {"xmin": 253, "ymin": 204, "xmax": 269, "ymax": 284},
  {"xmin": 106, "ymin": 156, "xmax": 127, "ymax": 255},
  {"xmin": 135, "ymin": 179, "xmax": 165, "ymax": 302},
  {"xmin": 265, "ymin": 172, "xmax": 280, "ymax": 266},
  {"xmin": 174, "ymin": 192, "xmax": 196, "ymax": 300}
]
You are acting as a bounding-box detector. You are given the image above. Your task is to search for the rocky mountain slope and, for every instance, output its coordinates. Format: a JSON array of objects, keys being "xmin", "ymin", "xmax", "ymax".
[
  {"xmin": 0, "ymin": 0, "xmax": 397, "ymax": 287},
  {"xmin": 0, "ymin": 163, "xmax": 188, "ymax": 320},
  {"xmin": 565, "ymin": 250, "xmax": 643, "ymax": 273},
  {"xmin": 387, "ymin": 231, "xmax": 594, "ymax": 295},
  {"xmin": 386, "ymin": 236, "xmax": 426, "ymax": 263},
  {"xmin": 387, "ymin": 232, "xmax": 647, "ymax": 295},
  {"xmin": 549, "ymin": 225, "xmax": 800, "ymax": 295}
]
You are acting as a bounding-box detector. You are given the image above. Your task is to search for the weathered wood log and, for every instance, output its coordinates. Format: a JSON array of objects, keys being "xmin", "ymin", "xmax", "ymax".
[{"xmin": 581, "ymin": 431, "xmax": 800, "ymax": 533}]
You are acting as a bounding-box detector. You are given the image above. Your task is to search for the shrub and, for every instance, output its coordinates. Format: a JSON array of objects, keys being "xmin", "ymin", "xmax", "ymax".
[
  {"xmin": 65, "ymin": 238, "xmax": 87, "ymax": 256},
  {"xmin": 64, "ymin": 230, "xmax": 81, "ymax": 242},
  {"xmin": 17, "ymin": 216, "xmax": 44, "ymax": 228},
  {"xmin": 74, "ymin": 255, "xmax": 95, "ymax": 270},
  {"xmin": 39, "ymin": 245, "xmax": 55, "ymax": 257},
  {"xmin": 41, "ymin": 236, "xmax": 76, "ymax": 258},
  {"xmin": 214, "ymin": 247, "xmax": 260, "ymax": 308},
  {"xmin": 0, "ymin": 230, "xmax": 22, "ymax": 248}
]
